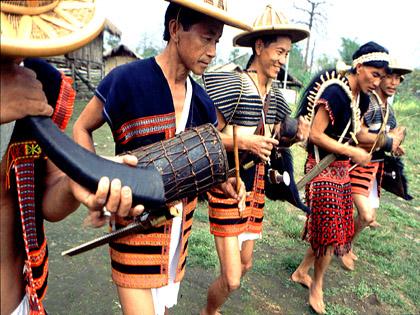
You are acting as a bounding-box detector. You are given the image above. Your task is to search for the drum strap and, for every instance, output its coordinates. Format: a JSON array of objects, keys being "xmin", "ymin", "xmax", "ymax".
[
  {"xmin": 174, "ymin": 77, "xmax": 193, "ymax": 245},
  {"xmin": 176, "ymin": 77, "xmax": 193, "ymax": 135}
]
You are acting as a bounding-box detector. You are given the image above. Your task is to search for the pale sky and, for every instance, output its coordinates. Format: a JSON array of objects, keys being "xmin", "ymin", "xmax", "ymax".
[{"xmin": 101, "ymin": 0, "xmax": 420, "ymax": 69}]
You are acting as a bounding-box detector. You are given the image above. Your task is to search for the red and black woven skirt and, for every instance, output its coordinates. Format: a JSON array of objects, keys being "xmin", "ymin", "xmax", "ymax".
[{"xmin": 303, "ymin": 157, "xmax": 354, "ymax": 257}]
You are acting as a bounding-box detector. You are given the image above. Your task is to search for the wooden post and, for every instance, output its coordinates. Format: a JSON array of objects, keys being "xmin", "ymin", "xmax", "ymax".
[
  {"xmin": 70, "ymin": 62, "xmax": 76, "ymax": 90},
  {"xmin": 87, "ymin": 59, "xmax": 91, "ymax": 81}
]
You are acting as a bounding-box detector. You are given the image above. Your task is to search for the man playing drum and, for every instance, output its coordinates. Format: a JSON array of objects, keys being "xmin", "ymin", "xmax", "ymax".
[
  {"xmin": 73, "ymin": 1, "xmax": 248, "ymax": 314},
  {"xmin": 0, "ymin": 1, "xmax": 142, "ymax": 314},
  {"xmin": 201, "ymin": 5, "xmax": 310, "ymax": 314},
  {"xmin": 341, "ymin": 58, "xmax": 412, "ymax": 270}
]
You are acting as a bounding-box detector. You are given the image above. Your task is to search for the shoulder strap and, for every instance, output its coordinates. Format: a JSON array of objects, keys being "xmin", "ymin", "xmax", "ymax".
[
  {"xmin": 221, "ymin": 72, "xmax": 244, "ymax": 131},
  {"xmin": 255, "ymin": 92, "xmax": 271, "ymax": 136}
]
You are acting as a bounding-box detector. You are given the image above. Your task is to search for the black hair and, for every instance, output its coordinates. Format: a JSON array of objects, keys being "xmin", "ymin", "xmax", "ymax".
[
  {"xmin": 350, "ymin": 41, "xmax": 390, "ymax": 74},
  {"xmin": 163, "ymin": 3, "xmax": 213, "ymax": 42},
  {"xmin": 245, "ymin": 34, "xmax": 292, "ymax": 69}
]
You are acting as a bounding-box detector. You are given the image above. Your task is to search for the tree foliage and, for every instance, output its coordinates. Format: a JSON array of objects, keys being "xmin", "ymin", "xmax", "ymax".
[
  {"xmin": 313, "ymin": 37, "xmax": 359, "ymax": 73},
  {"xmin": 229, "ymin": 48, "xmax": 241, "ymax": 61},
  {"xmin": 136, "ymin": 33, "xmax": 163, "ymax": 58},
  {"xmin": 104, "ymin": 32, "xmax": 121, "ymax": 51},
  {"xmin": 288, "ymin": 45, "xmax": 311, "ymax": 85},
  {"xmin": 395, "ymin": 68, "xmax": 420, "ymax": 102},
  {"xmin": 140, "ymin": 46, "xmax": 160, "ymax": 59},
  {"xmin": 316, "ymin": 53, "xmax": 337, "ymax": 71},
  {"xmin": 339, "ymin": 38, "xmax": 360, "ymax": 65}
]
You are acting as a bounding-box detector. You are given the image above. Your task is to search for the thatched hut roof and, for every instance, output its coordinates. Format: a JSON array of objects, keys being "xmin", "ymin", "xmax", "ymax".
[
  {"xmin": 103, "ymin": 44, "xmax": 140, "ymax": 60},
  {"xmin": 104, "ymin": 19, "xmax": 122, "ymax": 37}
]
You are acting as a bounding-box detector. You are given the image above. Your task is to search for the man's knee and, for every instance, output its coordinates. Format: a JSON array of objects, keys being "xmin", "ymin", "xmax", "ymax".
[
  {"xmin": 221, "ymin": 274, "xmax": 241, "ymax": 293},
  {"xmin": 359, "ymin": 211, "xmax": 375, "ymax": 225},
  {"xmin": 242, "ymin": 261, "xmax": 253, "ymax": 275},
  {"xmin": 354, "ymin": 198, "xmax": 375, "ymax": 225}
]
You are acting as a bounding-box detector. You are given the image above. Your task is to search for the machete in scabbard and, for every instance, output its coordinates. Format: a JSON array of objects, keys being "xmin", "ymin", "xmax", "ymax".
[
  {"xmin": 26, "ymin": 116, "xmax": 166, "ymax": 208},
  {"xmin": 62, "ymin": 207, "xmax": 177, "ymax": 256},
  {"xmin": 296, "ymin": 153, "xmax": 337, "ymax": 190}
]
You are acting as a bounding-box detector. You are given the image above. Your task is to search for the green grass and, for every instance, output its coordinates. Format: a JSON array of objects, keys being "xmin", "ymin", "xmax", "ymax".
[
  {"xmin": 66, "ymin": 99, "xmax": 115, "ymax": 156},
  {"xmin": 326, "ymin": 303, "xmax": 357, "ymax": 315}
]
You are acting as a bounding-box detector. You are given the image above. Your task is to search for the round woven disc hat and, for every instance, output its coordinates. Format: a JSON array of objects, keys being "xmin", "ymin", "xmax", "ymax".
[
  {"xmin": 233, "ymin": 4, "xmax": 310, "ymax": 47},
  {"xmin": 1, "ymin": 0, "xmax": 105, "ymax": 57},
  {"xmin": 166, "ymin": 0, "xmax": 252, "ymax": 31},
  {"xmin": 389, "ymin": 57, "xmax": 413, "ymax": 76}
]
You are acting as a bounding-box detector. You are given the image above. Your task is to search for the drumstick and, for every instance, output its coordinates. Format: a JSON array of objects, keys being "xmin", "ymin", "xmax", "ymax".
[
  {"xmin": 233, "ymin": 125, "xmax": 240, "ymax": 193},
  {"xmin": 233, "ymin": 125, "xmax": 244, "ymax": 217}
]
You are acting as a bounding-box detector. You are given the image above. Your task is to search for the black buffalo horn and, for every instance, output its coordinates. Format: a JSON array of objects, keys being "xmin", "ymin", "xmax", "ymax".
[{"xmin": 26, "ymin": 116, "xmax": 166, "ymax": 208}]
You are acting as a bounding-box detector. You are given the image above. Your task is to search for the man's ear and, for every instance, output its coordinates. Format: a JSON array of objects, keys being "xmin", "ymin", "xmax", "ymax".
[
  {"xmin": 255, "ymin": 39, "xmax": 264, "ymax": 55},
  {"xmin": 355, "ymin": 63, "xmax": 363, "ymax": 75},
  {"xmin": 169, "ymin": 19, "xmax": 181, "ymax": 43}
]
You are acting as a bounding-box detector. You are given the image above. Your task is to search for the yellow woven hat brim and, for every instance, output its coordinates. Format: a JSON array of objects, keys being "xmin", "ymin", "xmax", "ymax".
[
  {"xmin": 233, "ymin": 25, "xmax": 310, "ymax": 47},
  {"xmin": 1, "ymin": 0, "xmax": 105, "ymax": 57},
  {"xmin": 167, "ymin": 0, "xmax": 252, "ymax": 31}
]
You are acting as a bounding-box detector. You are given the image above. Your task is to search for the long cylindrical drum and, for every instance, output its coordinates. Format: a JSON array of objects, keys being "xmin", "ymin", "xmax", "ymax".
[{"xmin": 126, "ymin": 123, "xmax": 229, "ymax": 203}]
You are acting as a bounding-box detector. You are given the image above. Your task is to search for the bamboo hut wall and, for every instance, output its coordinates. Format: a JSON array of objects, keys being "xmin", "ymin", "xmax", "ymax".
[
  {"xmin": 104, "ymin": 56, "xmax": 138, "ymax": 75},
  {"xmin": 67, "ymin": 35, "xmax": 103, "ymax": 67}
]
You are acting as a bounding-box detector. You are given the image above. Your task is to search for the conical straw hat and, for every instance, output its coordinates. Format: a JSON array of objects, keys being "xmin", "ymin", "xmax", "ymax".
[
  {"xmin": 233, "ymin": 4, "xmax": 309, "ymax": 47},
  {"xmin": 388, "ymin": 57, "xmax": 412, "ymax": 75},
  {"xmin": 167, "ymin": 0, "xmax": 251, "ymax": 31},
  {"xmin": 1, "ymin": 0, "xmax": 105, "ymax": 57}
]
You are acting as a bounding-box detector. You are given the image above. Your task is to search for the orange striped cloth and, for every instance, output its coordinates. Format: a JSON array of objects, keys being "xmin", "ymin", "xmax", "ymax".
[
  {"xmin": 207, "ymin": 163, "xmax": 265, "ymax": 237},
  {"xmin": 350, "ymin": 161, "xmax": 384, "ymax": 197},
  {"xmin": 110, "ymin": 198, "xmax": 197, "ymax": 288}
]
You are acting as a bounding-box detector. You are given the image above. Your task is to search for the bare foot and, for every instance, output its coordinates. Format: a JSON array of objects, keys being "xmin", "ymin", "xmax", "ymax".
[
  {"xmin": 200, "ymin": 308, "xmax": 222, "ymax": 315},
  {"xmin": 291, "ymin": 271, "xmax": 313, "ymax": 289},
  {"xmin": 340, "ymin": 253, "xmax": 355, "ymax": 271},
  {"xmin": 369, "ymin": 220, "xmax": 381, "ymax": 229},
  {"xmin": 349, "ymin": 249, "xmax": 358, "ymax": 261},
  {"xmin": 309, "ymin": 284, "xmax": 326, "ymax": 314}
]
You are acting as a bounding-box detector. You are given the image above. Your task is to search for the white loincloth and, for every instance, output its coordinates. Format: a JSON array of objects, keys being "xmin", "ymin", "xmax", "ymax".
[
  {"xmin": 238, "ymin": 232, "xmax": 261, "ymax": 250},
  {"xmin": 10, "ymin": 294, "xmax": 29, "ymax": 315},
  {"xmin": 369, "ymin": 178, "xmax": 380, "ymax": 209},
  {"xmin": 151, "ymin": 203, "xmax": 183, "ymax": 315}
]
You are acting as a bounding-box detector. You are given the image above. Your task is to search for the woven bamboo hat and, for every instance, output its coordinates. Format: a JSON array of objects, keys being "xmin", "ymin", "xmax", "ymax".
[
  {"xmin": 389, "ymin": 57, "xmax": 412, "ymax": 76},
  {"xmin": 166, "ymin": 0, "xmax": 251, "ymax": 31},
  {"xmin": 1, "ymin": 0, "xmax": 105, "ymax": 57},
  {"xmin": 233, "ymin": 4, "xmax": 310, "ymax": 47}
]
